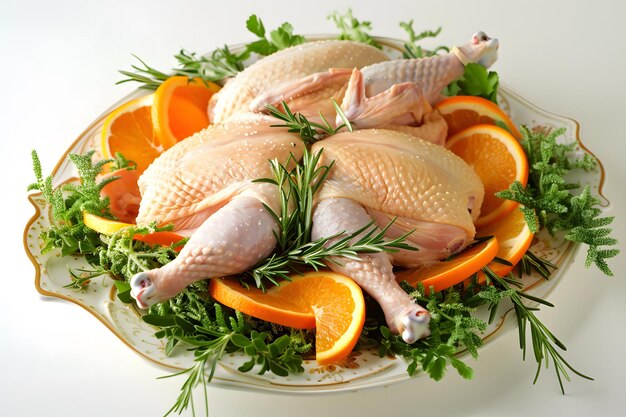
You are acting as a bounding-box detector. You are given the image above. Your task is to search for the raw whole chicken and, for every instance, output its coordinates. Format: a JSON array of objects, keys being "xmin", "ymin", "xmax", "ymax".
[{"xmin": 130, "ymin": 31, "xmax": 498, "ymax": 344}]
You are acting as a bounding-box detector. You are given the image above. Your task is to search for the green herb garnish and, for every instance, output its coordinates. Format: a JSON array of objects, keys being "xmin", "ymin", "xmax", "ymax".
[
  {"xmin": 244, "ymin": 15, "xmax": 306, "ymax": 56},
  {"xmin": 376, "ymin": 282, "xmax": 486, "ymax": 381},
  {"xmin": 27, "ymin": 150, "xmax": 115, "ymax": 256},
  {"xmin": 479, "ymin": 268, "xmax": 593, "ymax": 393},
  {"xmin": 444, "ymin": 62, "xmax": 500, "ymax": 103},
  {"xmin": 328, "ymin": 9, "xmax": 382, "ymax": 49},
  {"xmin": 265, "ymin": 99, "xmax": 352, "ymax": 145},
  {"xmin": 118, "ymin": 14, "xmax": 306, "ymax": 90},
  {"xmin": 496, "ymin": 126, "xmax": 619, "ymax": 275},
  {"xmin": 399, "ymin": 20, "xmax": 449, "ymax": 58}
]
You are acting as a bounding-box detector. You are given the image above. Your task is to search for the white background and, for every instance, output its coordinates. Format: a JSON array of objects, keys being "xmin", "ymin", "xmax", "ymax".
[{"xmin": 2, "ymin": 0, "xmax": 626, "ymax": 416}]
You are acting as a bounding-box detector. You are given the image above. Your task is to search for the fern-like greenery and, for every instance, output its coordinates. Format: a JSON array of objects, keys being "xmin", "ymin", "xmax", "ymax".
[{"xmin": 496, "ymin": 126, "xmax": 618, "ymax": 275}]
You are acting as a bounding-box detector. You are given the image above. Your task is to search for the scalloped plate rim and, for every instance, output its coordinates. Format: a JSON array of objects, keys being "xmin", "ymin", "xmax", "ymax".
[{"xmin": 23, "ymin": 35, "xmax": 606, "ymax": 394}]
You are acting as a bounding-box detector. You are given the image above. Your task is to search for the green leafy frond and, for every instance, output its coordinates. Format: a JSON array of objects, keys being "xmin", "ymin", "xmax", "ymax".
[{"xmin": 328, "ymin": 9, "xmax": 382, "ymax": 49}]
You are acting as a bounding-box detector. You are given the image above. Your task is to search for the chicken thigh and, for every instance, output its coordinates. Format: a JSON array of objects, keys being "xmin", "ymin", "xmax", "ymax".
[
  {"xmin": 129, "ymin": 115, "xmax": 304, "ymax": 307},
  {"xmin": 310, "ymin": 129, "xmax": 484, "ymax": 341}
]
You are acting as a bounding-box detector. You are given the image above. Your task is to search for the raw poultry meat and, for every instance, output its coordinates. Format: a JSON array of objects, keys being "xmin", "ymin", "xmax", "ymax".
[
  {"xmin": 130, "ymin": 32, "xmax": 497, "ymax": 343},
  {"xmin": 130, "ymin": 114, "xmax": 304, "ymax": 307},
  {"xmin": 310, "ymin": 129, "xmax": 483, "ymax": 341},
  {"xmin": 226, "ymin": 31, "xmax": 498, "ymax": 138},
  {"xmin": 209, "ymin": 40, "xmax": 389, "ymax": 123}
]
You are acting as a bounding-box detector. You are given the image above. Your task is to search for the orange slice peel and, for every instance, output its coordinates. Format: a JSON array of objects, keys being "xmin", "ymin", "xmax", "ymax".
[
  {"xmin": 83, "ymin": 212, "xmax": 185, "ymax": 248},
  {"xmin": 209, "ymin": 271, "xmax": 365, "ymax": 365},
  {"xmin": 476, "ymin": 207, "xmax": 534, "ymax": 282},
  {"xmin": 395, "ymin": 237, "xmax": 499, "ymax": 293},
  {"xmin": 435, "ymin": 95, "xmax": 522, "ymax": 139}
]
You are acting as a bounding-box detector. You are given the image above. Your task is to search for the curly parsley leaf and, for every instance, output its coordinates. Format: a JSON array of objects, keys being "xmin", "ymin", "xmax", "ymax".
[
  {"xmin": 444, "ymin": 63, "xmax": 500, "ymax": 103},
  {"xmin": 375, "ymin": 283, "xmax": 486, "ymax": 381}
]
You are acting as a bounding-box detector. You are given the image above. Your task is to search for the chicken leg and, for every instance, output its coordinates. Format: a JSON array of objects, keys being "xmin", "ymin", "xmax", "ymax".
[
  {"xmin": 130, "ymin": 196, "xmax": 278, "ymax": 308},
  {"xmin": 311, "ymin": 197, "xmax": 430, "ymax": 343}
]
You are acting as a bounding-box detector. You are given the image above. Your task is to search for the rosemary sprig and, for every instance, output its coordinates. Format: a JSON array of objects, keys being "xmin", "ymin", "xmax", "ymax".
[
  {"xmin": 118, "ymin": 14, "xmax": 305, "ymax": 90},
  {"xmin": 246, "ymin": 219, "xmax": 417, "ymax": 288},
  {"xmin": 254, "ymin": 148, "xmax": 333, "ymax": 251},
  {"xmin": 117, "ymin": 48, "xmax": 245, "ymax": 90},
  {"xmin": 265, "ymin": 99, "xmax": 351, "ymax": 145},
  {"xmin": 247, "ymin": 102, "xmax": 416, "ymax": 289},
  {"xmin": 480, "ymin": 267, "xmax": 593, "ymax": 393}
]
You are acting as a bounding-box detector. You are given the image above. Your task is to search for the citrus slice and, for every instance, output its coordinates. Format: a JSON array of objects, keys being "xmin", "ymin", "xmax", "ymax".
[
  {"xmin": 209, "ymin": 271, "xmax": 365, "ymax": 365},
  {"xmin": 476, "ymin": 207, "xmax": 534, "ymax": 282},
  {"xmin": 83, "ymin": 212, "xmax": 185, "ymax": 248},
  {"xmin": 395, "ymin": 237, "xmax": 499, "ymax": 293},
  {"xmin": 435, "ymin": 95, "xmax": 522, "ymax": 139},
  {"xmin": 446, "ymin": 124, "xmax": 529, "ymax": 228},
  {"xmin": 152, "ymin": 76, "xmax": 221, "ymax": 149},
  {"xmin": 100, "ymin": 94, "xmax": 161, "ymax": 174}
]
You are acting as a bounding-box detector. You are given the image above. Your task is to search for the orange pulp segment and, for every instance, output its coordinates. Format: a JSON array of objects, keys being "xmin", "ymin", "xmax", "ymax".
[
  {"xmin": 446, "ymin": 124, "xmax": 529, "ymax": 228},
  {"xmin": 100, "ymin": 94, "xmax": 161, "ymax": 174},
  {"xmin": 152, "ymin": 76, "xmax": 221, "ymax": 149}
]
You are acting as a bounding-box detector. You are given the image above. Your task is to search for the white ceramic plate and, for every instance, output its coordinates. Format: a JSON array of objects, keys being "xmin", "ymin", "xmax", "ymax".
[{"xmin": 23, "ymin": 36, "xmax": 608, "ymax": 394}]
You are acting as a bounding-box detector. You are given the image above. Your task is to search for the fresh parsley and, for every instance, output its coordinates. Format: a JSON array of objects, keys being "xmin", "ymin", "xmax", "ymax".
[
  {"xmin": 244, "ymin": 15, "xmax": 306, "ymax": 56},
  {"xmin": 328, "ymin": 9, "xmax": 382, "ymax": 49},
  {"xmin": 444, "ymin": 62, "xmax": 500, "ymax": 103},
  {"xmin": 375, "ymin": 282, "xmax": 486, "ymax": 381}
]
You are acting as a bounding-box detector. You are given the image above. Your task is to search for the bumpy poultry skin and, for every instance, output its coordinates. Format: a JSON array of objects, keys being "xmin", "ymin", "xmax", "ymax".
[
  {"xmin": 136, "ymin": 115, "xmax": 303, "ymax": 233},
  {"xmin": 129, "ymin": 33, "xmax": 497, "ymax": 343},
  {"xmin": 246, "ymin": 32, "xmax": 498, "ymax": 134},
  {"xmin": 312, "ymin": 129, "xmax": 484, "ymax": 245},
  {"xmin": 209, "ymin": 40, "xmax": 390, "ymax": 123},
  {"xmin": 310, "ymin": 129, "xmax": 484, "ymax": 341},
  {"xmin": 130, "ymin": 115, "xmax": 304, "ymax": 307}
]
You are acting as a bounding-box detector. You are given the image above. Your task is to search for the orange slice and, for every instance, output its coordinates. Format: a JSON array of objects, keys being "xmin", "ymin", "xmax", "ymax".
[
  {"xmin": 446, "ymin": 124, "xmax": 529, "ymax": 228},
  {"xmin": 395, "ymin": 237, "xmax": 499, "ymax": 293},
  {"xmin": 83, "ymin": 212, "xmax": 185, "ymax": 248},
  {"xmin": 152, "ymin": 76, "xmax": 221, "ymax": 149},
  {"xmin": 476, "ymin": 207, "xmax": 534, "ymax": 282},
  {"xmin": 101, "ymin": 94, "xmax": 161, "ymax": 174},
  {"xmin": 209, "ymin": 271, "xmax": 365, "ymax": 365},
  {"xmin": 436, "ymin": 95, "xmax": 522, "ymax": 139}
]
